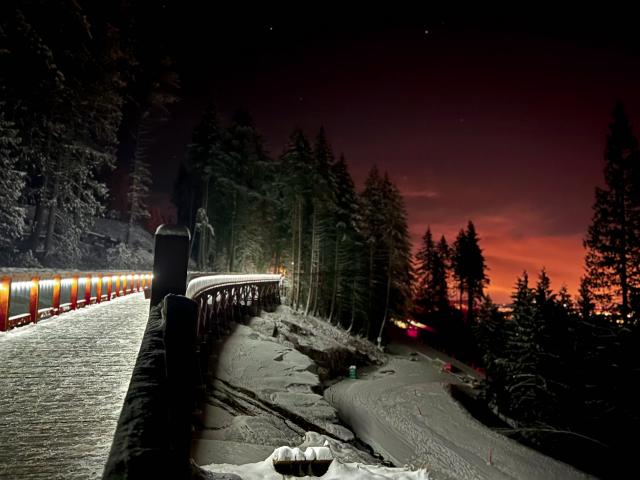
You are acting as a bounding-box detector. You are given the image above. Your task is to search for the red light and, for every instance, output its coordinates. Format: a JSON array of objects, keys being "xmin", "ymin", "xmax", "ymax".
[{"xmin": 407, "ymin": 327, "xmax": 419, "ymax": 338}]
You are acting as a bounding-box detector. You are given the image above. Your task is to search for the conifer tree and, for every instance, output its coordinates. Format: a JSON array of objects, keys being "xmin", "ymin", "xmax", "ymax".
[
  {"xmin": 452, "ymin": 221, "xmax": 488, "ymax": 322},
  {"xmin": 584, "ymin": 103, "xmax": 640, "ymax": 317},
  {"xmin": 415, "ymin": 229, "xmax": 450, "ymax": 315},
  {"xmin": 279, "ymin": 129, "xmax": 314, "ymax": 310},
  {"xmin": 184, "ymin": 104, "xmax": 224, "ymax": 268},
  {"xmin": 0, "ymin": 109, "xmax": 26, "ymax": 252}
]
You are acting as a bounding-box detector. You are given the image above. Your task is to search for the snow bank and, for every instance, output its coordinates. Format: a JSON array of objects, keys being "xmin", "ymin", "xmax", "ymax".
[
  {"xmin": 248, "ymin": 306, "xmax": 384, "ymax": 380},
  {"xmin": 325, "ymin": 356, "xmax": 593, "ymax": 480},
  {"xmin": 193, "ymin": 306, "xmax": 386, "ymax": 466},
  {"xmin": 203, "ymin": 444, "xmax": 430, "ymax": 480}
]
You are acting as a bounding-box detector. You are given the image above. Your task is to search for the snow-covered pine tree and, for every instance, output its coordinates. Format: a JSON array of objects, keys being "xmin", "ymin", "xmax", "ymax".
[
  {"xmin": 184, "ymin": 103, "xmax": 224, "ymax": 268},
  {"xmin": 126, "ymin": 127, "xmax": 152, "ymax": 245},
  {"xmin": 279, "ymin": 129, "xmax": 314, "ymax": 310},
  {"xmin": 305, "ymin": 127, "xmax": 336, "ymax": 317},
  {"xmin": 125, "ymin": 61, "xmax": 179, "ymax": 245},
  {"xmin": 584, "ymin": 103, "xmax": 640, "ymax": 317},
  {"xmin": 0, "ymin": 109, "xmax": 26, "ymax": 253},
  {"xmin": 376, "ymin": 173, "xmax": 412, "ymax": 344},
  {"xmin": 222, "ymin": 111, "xmax": 271, "ymax": 273},
  {"xmin": 329, "ymin": 154, "xmax": 364, "ymax": 326},
  {"xmin": 2, "ymin": 1, "xmax": 126, "ymax": 264}
]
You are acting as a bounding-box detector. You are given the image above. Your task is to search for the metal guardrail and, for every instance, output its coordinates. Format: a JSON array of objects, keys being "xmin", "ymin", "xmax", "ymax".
[{"xmin": 0, "ymin": 272, "xmax": 152, "ymax": 331}]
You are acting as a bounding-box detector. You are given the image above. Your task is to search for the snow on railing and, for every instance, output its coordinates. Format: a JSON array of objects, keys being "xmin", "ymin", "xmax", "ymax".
[
  {"xmin": 0, "ymin": 271, "xmax": 152, "ymax": 332},
  {"xmin": 185, "ymin": 274, "xmax": 282, "ymax": 300}
]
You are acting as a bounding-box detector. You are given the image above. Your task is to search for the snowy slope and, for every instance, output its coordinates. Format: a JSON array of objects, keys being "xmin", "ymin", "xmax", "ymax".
[
  {"xmin": 324, "ymin": 356, "xmax": 593, "ymax": 480},
  {"xmin": 192, "ymin": 306, "xmax": 382, "ymax": 468}
]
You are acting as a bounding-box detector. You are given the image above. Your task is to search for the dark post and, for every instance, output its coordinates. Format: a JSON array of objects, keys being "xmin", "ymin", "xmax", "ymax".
[
  {"xmin": 150, "ymin": 225, "xmax": 191, "ymax": 307},
  {"xmin": 162, "ymin": 294, "xmax": 198, "ymax": 472}
]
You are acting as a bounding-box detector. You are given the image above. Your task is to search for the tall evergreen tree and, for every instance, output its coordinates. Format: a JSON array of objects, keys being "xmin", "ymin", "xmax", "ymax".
[
  {"xmin": 584, "ymin": 103, "xmax": 640, "ymax": 317},
  {"xmin": 183, "ymin": 103, "xmax": 224, "ymax": 268},
  {"xmin": 0, "ymin": 108, "xmax": 26, "ymax": 252},
  {"xmin": 414, "ymin": 228, "xmax": 450, "ymax": 314},
  {"xmin": 452, "ymin": 221, "xmax": 488, "ymax": 322},
  {"xmin": 279, "ymin": 129, "xmax": 314, "ymax": 310}
]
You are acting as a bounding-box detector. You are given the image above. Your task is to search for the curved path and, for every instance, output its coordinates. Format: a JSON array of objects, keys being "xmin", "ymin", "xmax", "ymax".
[
  {"xmin": 0, "ymin": 294, "xmax": 149, "ymax": 479},
  {"xmin": 325, "ymin": 353, "xmax": 593, "ymax": 480}
]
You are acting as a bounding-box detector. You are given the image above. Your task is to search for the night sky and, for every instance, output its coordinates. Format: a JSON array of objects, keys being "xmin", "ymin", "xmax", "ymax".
[{"xmin": 147, "ymin": 8, "xmax": 640, "ymax": 303}]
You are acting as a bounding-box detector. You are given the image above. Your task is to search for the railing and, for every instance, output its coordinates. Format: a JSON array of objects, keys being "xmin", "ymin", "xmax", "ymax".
[
  {"xmin": 186, "ymin": 273, "xmax": 281, "ymax": 341},
  {"xmin": 103, "ymin": 225, "xmax": 282, "ymax": 479},
  {"xmin": 0, "ymin": 271, "xmax": 152, "ymax": 332}
]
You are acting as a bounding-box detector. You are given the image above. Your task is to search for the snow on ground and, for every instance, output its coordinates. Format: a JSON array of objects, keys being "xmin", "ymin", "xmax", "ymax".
[
  {"xmin": 324, "ymin": 353, "xmax": 593, "ymax": 480},
  {"xmin": 201, "ymin": 432, "xmax": 430, "ymax": 479},
  {"xmin": 192, "ymin": 305, "xmax": 386, "ymax": 470},
  {"xmin": 0, "ymin": 293, "xmax": 149, "ymax": 479},
  {"xmin": 195, "ymin": 305, "xmax": 592, "ymax": 479}
]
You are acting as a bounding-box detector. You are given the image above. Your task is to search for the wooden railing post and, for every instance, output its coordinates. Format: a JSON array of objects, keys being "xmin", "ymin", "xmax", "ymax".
[
  {"xmin": 115, "ymin": 276, "xmax": 121, "ymax": 297},
  {"xmin": 96, "ymin": 275, "xmax": 103, "ymax": 303},
  {"xmin": 150, "ymin": 225, "xmax": 190, "ymax": 307},
  {"xmin": 29, "ymin": 276, "xmax": 39, "ymax": 324},
  {"xmin": 70, "ymin": 276, "xmax": 79, "ymax": 310},
  {"xmin": 0, "ymin": 277, "xmax": 11, "ymax": 332},
  {"xmin": 106, "ymin": 276, "xmax": 113, "ymax": 301},
  {"xmin": 84, "ymin": 275, "xmax": 92, "ymax": 306},
  {"xmin": 52, "ymin": 275, "xmax": 61, "ymax": 314}
]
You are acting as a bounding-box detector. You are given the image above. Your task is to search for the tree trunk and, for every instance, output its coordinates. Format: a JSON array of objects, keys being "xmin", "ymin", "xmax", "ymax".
[
  {"xmin": 290, "ymin": 202, "xmax": 297, "ymax": 307},
  {"xmin": 295, "ymin": 197, "xmax": 303, "ymax": 310},
  {"xmin": 304, "ymin": 208, "xmax": 317, "ymax": 316},
  {"xmin": 348, "ymin": 276, "xmax": 357, "ymax": 333},
  {"xmin": 43, "ymin": 159, "xmax": 62, "ymax": 260},
  {"xmin": 467, "ymin": 283, "xmax": 474, "ymax": 324},
  {"xmin": 43, "ymin": 184, "xmax": 59, "ymax": 258},
  {"xmin": 377, "ymin": 251, "xmax": 393, "ymax": 347},
  {"xmin": 30, "ymin": 174, "xmax": 49, "ymax": 252},
  {"xmin": 228, "ymin": 192, "xmax": 237, "ymax": 272},
  {"xmin": 313, "ymin": 246, "xmax": 321, "ymax": 316},
  {"xmin": 329, "ymin": 232, "xmax": 340, "ymax": 323}
]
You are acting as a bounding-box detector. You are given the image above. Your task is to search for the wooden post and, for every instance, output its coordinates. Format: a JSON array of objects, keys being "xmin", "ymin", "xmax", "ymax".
[
  {"xmin": 0, "ymin": 277, "xmax": 11, "ymax": 332},
  {"xmin": 115, "ymin": 276, "xmax": 121, "ymax": 297},
  {"xmin": 129, "ymin": 275, "xmax": 134, "ymax": 294},
  {"xmin": 52, "ymin": 275, "xmax": 61, "ymax": 314},
  {"xmin": 150, "ymin": 225, "xmax": 190, "ymax": 307},
  {"xmin": 29, "ymin": 277, "xmax": 39, "ymax": 324},
  {"xmin": 136, "ymin": 275, "xmax": 141, "ymax": 292},
  {"xmin": 84, "ymin": 275, "xmax": 92, "ymax": 306},
  {"xmin": 162, "ymin": 294, "xmax": 198, "ymax": 471},
  {"xmin": 96, "ymin": 275, "xmax": 103, "ymax": 303},
  {"xmin": 122, "ymin": 275, "xmax": 127, "ymax": 296},
  {"xmin": 70, "ymin": 276, "xmax": 79, "ymax": 310},
  {"xmin": 106, "ymin": 276, "xmax": 113, "ymax": 301}
]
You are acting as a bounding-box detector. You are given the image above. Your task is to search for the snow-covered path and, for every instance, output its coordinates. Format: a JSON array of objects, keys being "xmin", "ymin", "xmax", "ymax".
[
  {"xmin": 0, "ymin": 294, "xmax": 149, "ymax": 480},
  {"xmin": 325, "ymin": 354, "xmax": 593, "ymax": 480}
]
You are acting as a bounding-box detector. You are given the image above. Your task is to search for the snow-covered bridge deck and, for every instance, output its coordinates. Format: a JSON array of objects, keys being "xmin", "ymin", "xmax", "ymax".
[{"xmin": 0, "ymin": 293, "xmax": 149, "ymax": 479}]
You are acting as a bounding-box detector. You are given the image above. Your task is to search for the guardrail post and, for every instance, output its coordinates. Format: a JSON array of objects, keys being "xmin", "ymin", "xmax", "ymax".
[
  {"xmin": 150, "ymin": 225, "xmax": 190, "ymax": 307},
  {"xmin": 84, "ymin": 275, "xmax": 91, "ymax": 306},
  {"xmin": 0, "ymin": 277, "xmax": 11, "ymax": 331},
  {"xmin": 115, "ymin": 276, "xmax": 121, "ymax": 297},
  {"xmin": 70, "ymin": 276, "xmax": 79, "ymax": 310},
  {"xmin": 96, "ymin": 275, "xmax": 103, "ymax": 303},
  {"xmin": 52, "ymin": 275, "xmax": 61, "ymax": 314},
  {"xmin": 29, "ymin": 276, "xmax": 39, "ymax": 324},
  {"xmin": 106, "ymin": 276, "xmax": 113, "ymax": 301}
]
